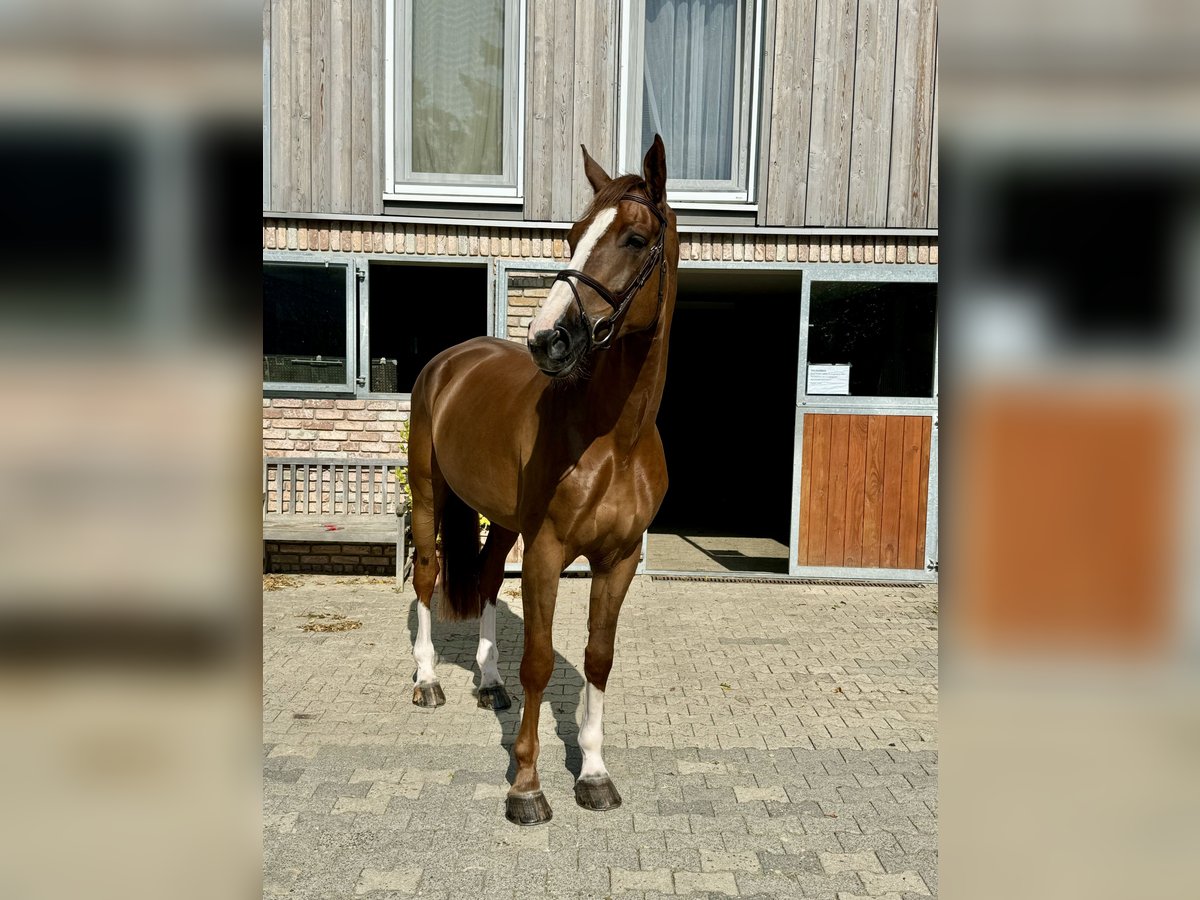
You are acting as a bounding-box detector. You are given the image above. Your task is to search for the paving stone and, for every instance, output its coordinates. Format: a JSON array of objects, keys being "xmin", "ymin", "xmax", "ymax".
[
  {"xmin": 835, "ymin": 831, "xmax": 902, "ymax": 854},
  {"xmin": 819, "ymin": 851, "xmax": 884, "ymax": 874},
  {"xmin": 859, "ymin": 870, "xmax": 931, "ymax": 895},
  {"xmin": 674, "ymin": 870, "xmax": 739, "ymax": 895},
  {"xmin": 734, "ymin": 871, "xmax": 805, "ymax": 897},
  {"xmin": 734, "ymin": 785, "xmax": 790, "ymax": 803},
  {"xmin": 610, "ymin": 866, "xmax": 674, "ymax": 892},
  {"xmin": 758, "ymin": 850, "xmax": 823, "ymax": 875},
  {"xmin": 658, "ymin": 798, "xmax": 716, "ymax": 817},
  {"xmin": 354, "ymin": 866, "xmax": 422, "ymax": 894},
  {"xmin": 699, "ymin": 848, "xmax": 761, "ymax": 872},
  {"xmin": 264, "ymin": 575, "xmax": 938, "ymax": 900}
]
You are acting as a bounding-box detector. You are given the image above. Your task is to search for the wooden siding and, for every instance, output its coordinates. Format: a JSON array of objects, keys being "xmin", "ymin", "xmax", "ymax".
[
  {"xmin": 264, "ymin": 0, "xmax": 937, "ymax": 227},
  {"xmin": 524, "ymin": 0, "xmax": 618, "ymax": 222},
  {"xmin": 887, "ymin": 0, "xmax": 937, "ymax": 227},
  {"xmin": 847, "ymin": 0, "xmax": 899, "ymax": 227},
  {"xmin": 797, "ymin": 413, "xmax": 932, "ymax": 569},
  {"xmin": 762, "ymin": 0, "xmax": 816, "ymax": 226},
  {"xmin": 763, "ymin": 0, "xmax": 939, "ymax": 227},
  {"xmin": 268, "ymin": 0, "xmax": 383, "ymax": 215},
  {"xmin": 805, "ymin": 0, "xmax": 857, "ymax": 226}
]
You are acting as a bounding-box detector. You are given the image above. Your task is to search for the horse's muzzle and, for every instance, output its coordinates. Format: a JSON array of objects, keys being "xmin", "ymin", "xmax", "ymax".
[{"xmin": 529, "ymin": 322, "xmax": 586, "ymax": 376}]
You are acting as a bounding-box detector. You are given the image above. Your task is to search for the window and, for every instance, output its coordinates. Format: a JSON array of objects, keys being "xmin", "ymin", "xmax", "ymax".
[
  {"xmin": 367, "ymin": 263, "xmax": 488, "ymax": 393},
  {"xmin": 388, "ymin": 0, "xmax": 523, "ymax": 200},
  {"xmin": 263, "ymin": 261, "xmax": 356, "ymax": 392},
  {"xmin": 806, "ymin": 281, "xmax": 938, "ymax": 399},
  {"xmin": 620, "ymin": 0, "xmax": 760, "ymax": 202},
  {"xmin": 264, "ymin": 255, "xmax": 494, "ymax": 396}
]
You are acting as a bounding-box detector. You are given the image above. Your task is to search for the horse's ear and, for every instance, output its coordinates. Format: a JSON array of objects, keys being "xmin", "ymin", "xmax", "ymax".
[
  {"xmin": 581, "ymin": 144, "xmax": 611, "ymax": 194},
  {"xmin": 642, "ymin": 134, "xmax": 667, "ymax": 205}
]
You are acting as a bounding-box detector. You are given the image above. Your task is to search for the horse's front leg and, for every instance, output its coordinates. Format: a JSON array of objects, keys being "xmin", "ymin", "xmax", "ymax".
[
  {"xmin": 505, "ymin": 532, "xmax": 561, "ymax": 826},
  {"xmin": 575, "ymin": 544, "xmax": 639, "ymax": 811}
]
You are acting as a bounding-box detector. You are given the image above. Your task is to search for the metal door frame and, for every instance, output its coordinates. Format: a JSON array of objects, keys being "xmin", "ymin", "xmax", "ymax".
[
  {"xmin": 496, "ymin": 259, "xmax": 939, "ymax": 581},
  {"xmin": 789, "ymin": 264, "xmax": 939, "ymax": 582}
]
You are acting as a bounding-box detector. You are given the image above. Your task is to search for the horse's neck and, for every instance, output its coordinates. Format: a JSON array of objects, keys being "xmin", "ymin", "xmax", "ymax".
[{"xmin": 576, "ymin": 306, "xmax": 673, "ymax": 454}]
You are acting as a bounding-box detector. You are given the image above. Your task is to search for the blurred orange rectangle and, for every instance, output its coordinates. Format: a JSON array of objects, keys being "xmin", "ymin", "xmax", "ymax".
[{"xmin": 955, "ymin": 389, "xmax": 1178, "ymax": 654}]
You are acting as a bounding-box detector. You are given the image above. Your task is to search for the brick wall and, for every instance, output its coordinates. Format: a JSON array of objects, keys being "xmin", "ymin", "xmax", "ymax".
[
  {"xmin": 265, "ymin": 541, "xmax": 396, "ymax": 576},
  {"xmin": 505, "ymin": 273, "xmax": 555, "ymax": 341},
  {"xmin": 263, "ymin": 397, "xmax": 409, "ymax": 458},
  {"xmin": 263, "ymin": 217, "xmax": 939, "ymax": 265}
]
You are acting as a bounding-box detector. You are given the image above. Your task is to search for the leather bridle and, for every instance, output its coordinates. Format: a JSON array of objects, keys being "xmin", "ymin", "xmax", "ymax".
[{"xmin": 553, "ymin": 192, "xmax": 668, "ymax": 349}]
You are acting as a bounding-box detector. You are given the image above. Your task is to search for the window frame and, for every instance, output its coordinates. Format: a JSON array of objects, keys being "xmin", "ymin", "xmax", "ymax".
[
  {"xmin": 617, "ymin": 0, "xmax": 764, "ymax": 205},
  {"xmin": 385, "ymin": 0, "xmax": 526, "ymax": 203},
  {"xmin": 358, "ymin": 256, "xmax": 498, "ymax": 400},
  {"xmin": 262, "ymin": 252, "xmax": 359, "ymax": 394},
  {"xmin": 262, "ymin": 252, "xmax": 499, "ymax": 398},
  {"xmin": 797, "ymin": 265, "xmax": 940, "ymax": 412}
]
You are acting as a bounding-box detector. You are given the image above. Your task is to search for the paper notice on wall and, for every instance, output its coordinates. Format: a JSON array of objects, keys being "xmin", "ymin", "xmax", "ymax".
[{"xmin": 807, "ymin": 364, "xmax": 851, "ymax": 395}]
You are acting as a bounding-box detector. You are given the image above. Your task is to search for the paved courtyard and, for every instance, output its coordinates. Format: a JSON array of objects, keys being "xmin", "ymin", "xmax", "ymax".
[{"xmin": 264, "ymin": 574, "xmax": 938, "ymax": 899}]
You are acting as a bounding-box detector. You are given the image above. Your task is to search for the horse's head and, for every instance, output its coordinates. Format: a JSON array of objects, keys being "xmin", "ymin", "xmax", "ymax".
[{"xmin": 528, "ymin": 135, "xmax": 675, "ymax": 378}]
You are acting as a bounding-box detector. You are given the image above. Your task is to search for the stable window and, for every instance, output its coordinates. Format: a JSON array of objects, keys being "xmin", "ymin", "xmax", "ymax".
[
  {"xmin": 388, "ymin": 0, "xmax": 523, "ymax": 200},
  {"xmin": 263, "ymin": 261, "xmax": 356, "ymax": 392},
  {"xmin": 366, "ymin": 263, "xmax": 488, "ymax": 393},
  {"xmin": 619, "ymin": 0, "xmax": 760, "ymax": 202},
  {"xmin": 805, "ymin": 281, "xmax": 938, "ymax": 399}
]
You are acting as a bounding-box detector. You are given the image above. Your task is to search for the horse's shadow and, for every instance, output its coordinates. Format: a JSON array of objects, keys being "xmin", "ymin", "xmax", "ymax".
[{"xmin": 406, "ymin": 584, "xmax": 585, "ymax": 784}]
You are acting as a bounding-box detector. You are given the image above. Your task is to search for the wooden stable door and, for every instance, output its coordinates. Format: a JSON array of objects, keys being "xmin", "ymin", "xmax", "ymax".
[{"xmin": 797, "ymin": 413, "xmax": 933, "ymax": 570}]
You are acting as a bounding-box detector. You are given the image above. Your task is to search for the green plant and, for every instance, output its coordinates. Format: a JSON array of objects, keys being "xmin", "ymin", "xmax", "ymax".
[{"xmin": 394, "ymin": 418, "xmax": 412, "ymax": 513}]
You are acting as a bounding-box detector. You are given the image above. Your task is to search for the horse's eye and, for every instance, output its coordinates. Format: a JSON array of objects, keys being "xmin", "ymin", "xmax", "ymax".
[{"xmin": 625, "ymin": 235, "xmax": 647, "ymax": 250}]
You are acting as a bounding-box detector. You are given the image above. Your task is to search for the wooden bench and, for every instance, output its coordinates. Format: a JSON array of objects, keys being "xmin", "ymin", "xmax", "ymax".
[{"xmin": 262, "ymin": 456, "xmax": 411, "ymax": 584}]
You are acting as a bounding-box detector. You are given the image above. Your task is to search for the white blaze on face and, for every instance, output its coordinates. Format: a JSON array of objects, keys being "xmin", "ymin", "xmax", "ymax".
[{"xmin": 528, "ymin": 206, "xmax": 618, "ymax": 341}]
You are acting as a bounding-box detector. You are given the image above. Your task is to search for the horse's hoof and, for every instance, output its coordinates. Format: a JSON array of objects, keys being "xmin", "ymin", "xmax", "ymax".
[
  {"xmin": 412, "ymin": 682, "xmax": 445, "ymax": 708},
  {"xmin": 574, "ymin": 775, "xmax": 622, "ymax": 811},
  {"xmin": 477, "ymin": 685, "xmax": 512, "ymax": 710},
  {"xmin": 505, "ymin": 790, "xmax": 553, "ymax": 826}
]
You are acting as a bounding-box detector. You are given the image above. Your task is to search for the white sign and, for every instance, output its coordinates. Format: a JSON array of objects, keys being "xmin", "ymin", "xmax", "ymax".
[{"xmin": 807, "ymin": 364, "xmax": 851, "ymax": 395}]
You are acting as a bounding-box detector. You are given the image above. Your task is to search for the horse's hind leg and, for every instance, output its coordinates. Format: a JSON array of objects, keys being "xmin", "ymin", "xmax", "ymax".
[
  {"xmin": 575, "ymin": 545, "xmax": 640, "ymax": 812},
  {"xmin": 408, "ymin": 403, "xmax": 446, "ymax": 708},
  {"xmin": 475, "ymin": 525, "xmax": 518, "ymax": 711}
]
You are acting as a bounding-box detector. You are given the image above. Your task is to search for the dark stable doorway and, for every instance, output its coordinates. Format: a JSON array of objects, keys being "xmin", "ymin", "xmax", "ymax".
[
  {"xmin": 651, "ymin": 270, "xmax": 800, "ymax": 571},
  {"xmin": 368, "ymin": 263, "xmax": 488, "ymax": 392}
]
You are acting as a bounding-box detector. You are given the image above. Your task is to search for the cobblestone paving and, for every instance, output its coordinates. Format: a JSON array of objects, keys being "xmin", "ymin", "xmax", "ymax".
[{"xmin": 264, "ymin": 574, "xmax": 938, "ymax": 899}]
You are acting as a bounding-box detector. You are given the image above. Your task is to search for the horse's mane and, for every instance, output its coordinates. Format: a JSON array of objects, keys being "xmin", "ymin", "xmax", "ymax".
[{"xmin": 584, "ymin": 173, "xmax": 648, "ymax": 219}]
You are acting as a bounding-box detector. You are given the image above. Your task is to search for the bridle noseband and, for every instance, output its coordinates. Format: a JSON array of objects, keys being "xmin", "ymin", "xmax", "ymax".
[{"xmin": 553, "ymin": 193, "xmax": 668, "ymax": 349}]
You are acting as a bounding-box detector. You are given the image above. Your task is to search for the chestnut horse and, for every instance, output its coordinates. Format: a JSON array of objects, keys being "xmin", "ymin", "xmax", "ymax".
[{"xmin": 406, "ymin": 136, "xmax": 678, "ymax": 825}]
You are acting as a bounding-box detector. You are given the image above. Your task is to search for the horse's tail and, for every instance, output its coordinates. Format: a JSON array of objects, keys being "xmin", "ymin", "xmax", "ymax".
[{"xmin": 438, "ymin": 488, "xmax": 483, "ymax": 620}]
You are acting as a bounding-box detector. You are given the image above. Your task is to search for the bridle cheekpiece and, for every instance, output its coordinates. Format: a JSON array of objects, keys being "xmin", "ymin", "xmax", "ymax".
[{"xmin": 553, "ymin": 192, "xmax": 668, "ymax": 349}]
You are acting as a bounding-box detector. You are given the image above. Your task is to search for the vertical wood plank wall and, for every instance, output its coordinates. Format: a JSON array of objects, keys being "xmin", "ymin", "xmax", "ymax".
[
  {"xmin": 762, "ymin": 0, "xmax": 939, "ymax": 228},
  {"xmin": 798, "ymin": 413, "xmax": 932, "ymax": 569},
  {"xmin": 268, "ymin": 0, "xmax": 383, "ymax": 215},
  {"xmin": 524, "ymin": 0, "xmax": 618, "ymax": 222},
  {"xmin": 264, "ymin": 0, "xmax": 938, "ymax": 228}
]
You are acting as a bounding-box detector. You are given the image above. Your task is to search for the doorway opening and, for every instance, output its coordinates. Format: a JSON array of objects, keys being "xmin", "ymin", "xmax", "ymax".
[
  {"xmin": 648, "ymin": 268, "xmax": 801, "ymax": 574},
  {"xmin": 367, "ymin": 262, "xmax": 488, "ymax": 393}
]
